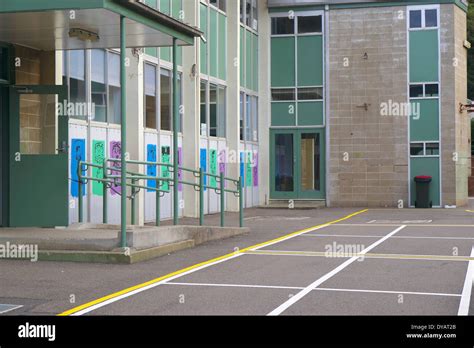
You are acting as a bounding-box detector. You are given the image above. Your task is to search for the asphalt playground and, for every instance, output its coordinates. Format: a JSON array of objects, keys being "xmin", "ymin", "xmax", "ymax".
[{"xmin": 49, "ymin": 207, "xmax": 474, "ymax": 316}]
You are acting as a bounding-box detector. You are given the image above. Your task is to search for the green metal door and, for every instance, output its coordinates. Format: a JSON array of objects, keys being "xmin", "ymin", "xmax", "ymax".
[
  {"xmin": 270, "ymin": 128, "xmax": 325, "ymax": 200},
  {"xmin": 9, "ymin": 85, "xmax": 69, "ymax": 227}
]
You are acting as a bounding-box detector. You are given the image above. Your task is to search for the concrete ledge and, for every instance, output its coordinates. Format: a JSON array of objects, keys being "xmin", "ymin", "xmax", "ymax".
[
  {"xmin": 33, "ymin": 240, "xmax": 195, "ymax": 264},
  {"xmin": 262, "ymin": 200, "xmax": 326, "ymax": 209}
]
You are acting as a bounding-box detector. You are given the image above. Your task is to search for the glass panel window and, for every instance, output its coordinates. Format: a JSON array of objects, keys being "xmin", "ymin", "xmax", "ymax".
[
  {"xmin": 275, "ymin": 134, "xmax": 294, "ymax": 192},
  {"xmin": 425, "ymin": 9, "xmax": 438, "ymax": 28},
  {"xmin": 0, "ymin": 47, "xmax": 8, "ymax": 81},
  {"xmin": 409, "ymin": 84, "xmax": 424, "ymax": 98},
  {"xmin": 200, "ymin": 80, "xmax": 207, "ymax": 136},
  {"xmin": 69, "ymin": 50, "xmax": 86, "ymax": 118},
  {"xmin": 245, "ymin": 0, "xmax": 252, "ymax": 27},
  {"xmin": 160, "ymin": 69, "xmax": 171, "ymax": 131},
  {"xmin": 409, "ymin": 10, "xmax": 422, "ymax": 29},
  {"xmin": 425, "ymin": 143, "xmax": 439, "ymax": 155},
  {"xmin": 271, "ymin": 17, "xmax": 295, "ymax": 35},
  {"xmin": 209, "ymin": 83, "xmax": 217, "ymax": 137},
  {"xmin": 251, "ymin": 96, "xmax": 258, "ymax": 142},
  {"xmin": 410, "ymin": 143, "xmax": 424, "ymax": 156},
  {"xmin": 240, "ymin": 92, "xmax": 244, "ymax": 141},
  {"xmin": 298, "ymin": 87, "xmax": 323, "ymax": 100},
  {"xmin": 297, "ymin": 16, "xmax": 322, "ymax": 34},
  {"xmin": 425, "ymin": 83, "xmax": 439, "ymax": 97},
  {"xmin": 217, "ymin": 85, "xmax": 226, "ymax": 138},
  {"xmin": 271, "ymin": 88, "xmax": 295, "ymax": 101},
  {"xmin": 107, "ymin": 52, "xmax": 121, "ymax": 124},
  {"xmin": 144, "ymin": 63, "xmax": 157, "ymax": 129},
  {"xmin": 240, "ymin": 0, "xmax": 245, "ymax": 24},
  {"xmin": 301, "ymin": 133, "xmax": 320, "ymax": 191},
  {"xmin": 91, "ymin": 50, "xmax": 107, "ymax": 122},
  {"xmin": 245, "ymin": 95, "xmax": 251, "ymax": 141},
  {"xmin": 251, "ymin": 0, "xmax": 258, "ymax": 30}
]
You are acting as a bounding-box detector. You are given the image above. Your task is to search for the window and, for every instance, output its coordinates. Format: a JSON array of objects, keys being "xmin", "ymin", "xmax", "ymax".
[
  {"xmin": 107, "ymin": 52, "xmax": 121, "ymax": 125},
  {"xmin": 210, "ymin": 0, "xmax": 226, "ymax": 12},
  {"xmin": 409, "ymin": 10, "xmax": 422, "ymax": 29},
  {"xmin": 410, "ymin": 142, "xmax": 439, "ymax": 156},
  {"xmin": 209, "ymin": 83, "xmax": 226, "ymax": 138},
  {"xmin": 200, "ymin": 80, "xmax": 208, "ymax": 136},
  {"xmin": 69, "ymin": 50, "xmax": 87, "ymax": 119},
  {"xmin": 409, "ymin": 83, "xmax": 439, "ymax": 98},
  {"xmin": 91, "ymin": 50, "xmax": 107, "ymax": 122},
  {"xmin": 271, "ymin": 17, "xmax": 294, "ymax": 35},
  {"xmin": 160, "ymin": 69, "xmax": 171, "ymax": 131},
  {"xmin": 240, "ymin": 93, "xmax": 258, "ymax": 142},
  {"xmin": 144, "ymin": 63, "xmax": 157, "ymax": 129},
  {"xmin": 271, "ymin": 88, "xmax": 296, "ymax": 101},
  {"xmin": 298, "ymin": 87, "xmax": 323, "ymax": 101},
  {"xmin": 409, "ymin": 8, "xmax": 438, "ymax": 29},
  {"xmin": 0, "ymin": 47, "xmax": 8, "ymax": 82},
  {"xmin": 425, "ymin": 84, "xmax": 439, "ymax": 97},
  {"xmin": 297, "ymin": 15, "xmax": 322, "ymax": 34}
]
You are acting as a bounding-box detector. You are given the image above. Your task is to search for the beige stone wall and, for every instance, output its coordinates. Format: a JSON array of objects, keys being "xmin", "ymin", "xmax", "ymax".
[
  {"xmin": 327, "ymin": 6, "xmax": 408, "ymax": 207},
  {"xmin": 440, "ymin": 4, "xmax": 469, "ymax": 206}
]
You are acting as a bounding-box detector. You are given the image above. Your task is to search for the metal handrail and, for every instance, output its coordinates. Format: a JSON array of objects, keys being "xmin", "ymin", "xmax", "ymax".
[{"xmin": 76, "ymin": 158, "xmax": 244, "ymax": 232}]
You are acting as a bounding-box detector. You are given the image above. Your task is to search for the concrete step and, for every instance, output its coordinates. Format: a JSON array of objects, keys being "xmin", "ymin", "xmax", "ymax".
[{"xmin": 263, "ymin": 200, "xmax": 326, "ymax": 210}]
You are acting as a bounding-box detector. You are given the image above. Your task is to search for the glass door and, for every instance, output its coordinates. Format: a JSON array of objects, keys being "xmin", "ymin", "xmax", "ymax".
[{"xmin": 270, "ymin": 129, "xmax": 325, "ymax": 200}]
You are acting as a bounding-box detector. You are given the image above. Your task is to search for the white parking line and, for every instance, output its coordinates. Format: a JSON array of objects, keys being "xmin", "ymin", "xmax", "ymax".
[
  {"xmin": 267, "ymin": 225, "xmax": 407, "ymax": 316},
  {"xmin": 0, "ymin": 304, "xmax": 23, "ymax": 314},
  {"xmin": 458, "ymin": 246, "xmax": 474, "ymax": 315},
  {"xmin": 165, "ymin": 281, "xmax": 460, "ymax": 297},
  {"xmin": 302, "ymin": 234, "xmax": 474, "ymax": 240}
]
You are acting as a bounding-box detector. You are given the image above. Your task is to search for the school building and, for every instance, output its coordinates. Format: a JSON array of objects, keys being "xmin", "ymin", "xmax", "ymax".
[{"xmin": 0, "ymin": 0, "xmax": 471, "ymax": 228}]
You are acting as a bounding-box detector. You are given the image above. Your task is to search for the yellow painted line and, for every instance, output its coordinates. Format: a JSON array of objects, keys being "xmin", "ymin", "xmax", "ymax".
[
  {"xmin": 466, "ymin": 210, "xmax": 474, "ymax": 213},
  {"xmin": 335, "ymin": 223, "xmax": 474, "ymax": 227},
  {"xmin": 58, "ymin": 209, "xmax": 368, "ymax": 316},
  {"xmin": 245, "ymin": 250, "xmax": 474, "ymax": 262}
]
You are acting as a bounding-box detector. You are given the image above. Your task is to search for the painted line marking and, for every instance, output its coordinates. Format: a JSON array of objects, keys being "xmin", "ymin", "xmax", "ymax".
[
  {"xmin": 466, "ymin": 210, "xmax": 474, "ymax": 213},
  {"xmin": 301, "ymin": 234, "xmax": 474, "ymax": 240},
  {"xmin": 267, "ymin": 225, "xmax": 406, "ymax": 316},
  {"xmin": 458, "ymin": 246, "xmax": 474, "ymax": 315},
  {"xmin": 334, "ymin": 223, "xmax": 474, "ymax": 227},
  {"xmin": 58, "ymin": 209, "xmax": 369, "ymax": 316},
  {"xmin": 0, "ymin": 304, "xmax": 23, "ymax": 314},
  {"xmin": 165, "ymin": 282, "xmax": 460, "ymax": 297},
  {"xmin": 245, "ymin": 250, "xmax": 474, "ymax": 262}
]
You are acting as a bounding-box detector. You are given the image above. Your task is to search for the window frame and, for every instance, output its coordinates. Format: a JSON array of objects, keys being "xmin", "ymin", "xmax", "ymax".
[
  {"xmin": 409, "ymin": 141, "xmax": 440, "ymax": 158},
  {"xmin": 408, "ymin": 5, "xmax": 439, "ymax": 31},
  {"xmin": 409, "ymin": 82, "xmax": 440, "ymax": 99}
]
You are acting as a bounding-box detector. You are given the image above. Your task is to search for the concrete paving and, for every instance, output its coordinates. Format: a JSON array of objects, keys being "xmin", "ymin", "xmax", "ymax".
[{"xmin": 0, "ymin": 207, "xmax": 474, "ymax": 316}]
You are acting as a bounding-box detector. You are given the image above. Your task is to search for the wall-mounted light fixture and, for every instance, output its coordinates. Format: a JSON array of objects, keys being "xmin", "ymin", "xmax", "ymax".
[{"xmin": 69, "ymin": 28, "xmax": 100, "ymax": 42}]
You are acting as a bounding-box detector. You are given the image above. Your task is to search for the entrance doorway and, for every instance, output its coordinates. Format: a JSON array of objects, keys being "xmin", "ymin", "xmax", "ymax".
[
  {"xmin": 9, "ymin": 85, "xmax": 69, "ymax": 227},
  {"xmin": 270, "ymin": 128, "xmax": 325, "ymax": 200}
]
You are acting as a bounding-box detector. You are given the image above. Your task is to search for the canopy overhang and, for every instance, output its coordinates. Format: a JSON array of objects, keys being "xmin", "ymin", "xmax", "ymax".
[{"xmin": 0, "ymin": 0, "xmax": 202, "ymax": 51}]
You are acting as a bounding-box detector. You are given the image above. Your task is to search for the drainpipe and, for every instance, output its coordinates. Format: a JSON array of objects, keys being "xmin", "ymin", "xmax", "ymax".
[
  {"xmin": 173, "ymin": 38, "xmax": 179, "ymax": 225},
  {"xmin": 120, "ymin": 15, "xmax": 127, "ymax": 247}
]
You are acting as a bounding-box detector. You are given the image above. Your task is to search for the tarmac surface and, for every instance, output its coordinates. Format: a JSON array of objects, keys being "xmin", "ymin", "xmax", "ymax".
[{"xmin": 1, "ymin": 207, "xmax": 473, "ymax": 316}]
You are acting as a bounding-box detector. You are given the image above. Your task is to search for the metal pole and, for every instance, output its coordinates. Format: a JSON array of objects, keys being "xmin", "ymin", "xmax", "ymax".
[
  {"xmin": 199, "ymin": 168, "xmax": 204, "ymax": 226},
  {"xmin": 102, "ymin": 161, "xmax": 108, "ymax": 224},
  {"xmin": 172, "ymin": 38, "xmax": 179, "ymax": 225},
  {"xmin": 78, "ymin": 161, "xmax": 83, "ymax": 223},
  {"xmin": 131, "ymin": 179, "xmax": 136, "ymax": 225},
  {"xmin": 239, "ymin": 177, "xmax": 243, "ymax": 228},
  {"xmin": 220, "ymin": 172, "xmax": 225, "ymax": 227},
  {"xmin": 120, "ymin": 15, "xmax": 127, "ymax": 248},
  {"xmin": 156, "ymin": 180, "xmax": 160, "ymax": 227}
]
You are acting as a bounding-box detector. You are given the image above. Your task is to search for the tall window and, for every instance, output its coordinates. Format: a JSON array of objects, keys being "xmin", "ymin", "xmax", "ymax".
[
  {"xmin": 209, "ymin": 0, "xmax": 226, "ymax": 12},
  {"xmin": 160, "ymin": 69, "xmax": 171, "ymax": 131},
  {"xmin": 209, "ymin": 83, "xmax": 226, "ymax": 138},
  {"xmin": 107, "ymin": 52, "xmax": 121, "ymax": 125},
  {"xmin": 65, "ymin": 50, "xmax": 87, "ymax": 120},
  {"xmin": 144, "ymin": 63, "xmax": 157, "ymax": 129},
  {"xmin": 409, "ymin": 7, "xmax": 438, "ymax": 29},
  {"xmin": 240, "ymin": 93, "xmax": 258, "ymax": 142},
  {"xmin": 241, "ymin": 0, "xmax": 258, "ymax": 30},
  {"xmin": 200, "ymin": 80, "xmax": 208, "ymax": 136},
  {"xmin": 91, "ymin": 50, "xmax": 107, "ymax": 122}
]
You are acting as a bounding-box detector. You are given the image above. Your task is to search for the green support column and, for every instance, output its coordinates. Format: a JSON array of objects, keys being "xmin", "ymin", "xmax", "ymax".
[
  {"xmin": 172, "ymin": 38, "xmax": 179, "ymax": 225},
  {"xmin": 120, "ymin": 15, "xmax": 127, "ymax": 248}
]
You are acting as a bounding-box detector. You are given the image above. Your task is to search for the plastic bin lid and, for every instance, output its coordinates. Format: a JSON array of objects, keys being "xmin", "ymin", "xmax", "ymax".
[{"xmin": 415, "ymin": 175, "xmax": 432, "ymax": 179}]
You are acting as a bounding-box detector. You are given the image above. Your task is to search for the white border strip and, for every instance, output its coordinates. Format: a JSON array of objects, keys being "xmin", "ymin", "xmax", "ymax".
[
  {"xmin": 458, "ymin": 246, "xmax": 474, "ymax": 315},
  {"xmin": 267, "ymin": 225, "xmax": 407, "ymax": 316}
]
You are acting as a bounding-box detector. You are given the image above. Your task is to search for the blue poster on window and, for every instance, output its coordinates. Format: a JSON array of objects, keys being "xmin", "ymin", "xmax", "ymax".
[
  {"xmin": 200, "ymin": 148, "xmax": 207, "ymax": 192},
  {"xmin": 71, "ymin": 138, "xmax": 86, "ymax": 198},
  {"xmin": 147, "ymin": 144, "xmax": 157, "ymax": 192}
]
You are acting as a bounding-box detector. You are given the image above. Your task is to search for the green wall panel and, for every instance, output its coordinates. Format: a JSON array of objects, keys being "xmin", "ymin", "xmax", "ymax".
[
  {"xmin": 209, "ymin": 9, "xmax": 218, "ymax": 78},
  {"xmin": 252, "ymin": 33, "xmax": 259, "ymax": 91},
  {"xmin": 298, "ymin": 101, "xmax": 324, "ymax": 126},
  {"xmin": 218, "ymin": 13, "xmax": 227, "ymax": 80},
  {"xmin": 410, "ymin": 99, "xmax": 439, "ymax": 141},
  {"xmin": 271, "ymin": 103, "xmax": 296, "ymax": 126},
  {"xmin": 200, "ymin": 4, "xmax": 208, "ymax": 75},
  {"xmin": 409, "ymin": 30, "xmax": 439, "ymax": 83},
  {"xmin": 410, "ymin": 157, "xmax": 440, "ymax": 206},
  {"xmin": 297, "ymin": 35, "xmax": 323, "ymax": 87},
  {"xmin": 240, "ymin": 26, "xmax": 245, "ymax": 87},
  {"xmin": 145, "ymin": 47, "xmax": 157, "ymax": 57},
  {"xmin": 245, "ymin": 30, "xmax": 252, "ymax": 89},
  {"xmin": 160, "ymin": 0, "xmax": 170, "ymax": 15},
  {"xmin": 271, "ymin": 37, "xmax": 295, "ymax": 87}
]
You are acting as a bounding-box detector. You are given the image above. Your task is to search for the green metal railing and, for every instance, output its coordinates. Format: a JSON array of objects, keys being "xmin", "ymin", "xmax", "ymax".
[{"xmin": 76, "ymin": 158, "xmax": 244, "ymax": 247}]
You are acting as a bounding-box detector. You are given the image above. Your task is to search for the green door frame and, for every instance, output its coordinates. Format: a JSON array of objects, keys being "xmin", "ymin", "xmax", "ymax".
[
  {"xmin": 270, "ymin": 128, "xmax": 326, "ymax": 200},
  {"xmin": 9, "ymin": 85, "xmax": 69, "ymax": 227}
]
